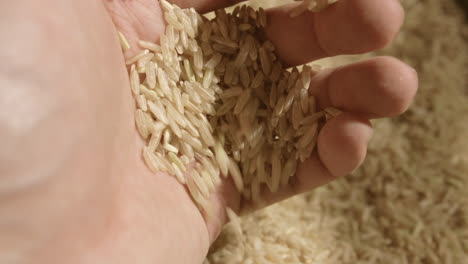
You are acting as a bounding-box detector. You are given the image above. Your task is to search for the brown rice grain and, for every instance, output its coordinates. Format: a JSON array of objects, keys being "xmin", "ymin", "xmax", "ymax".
[
  {"xmin": 126, "ymin": 49, "xmax": 150, "ymax": 65},
  {"xmin": 161, "ymin": 62, "xmax": 180, "ymax": 82},
  {"xmin": 135, "ymin": 109, "xmax": 151, "ymax": 139},
  {"xmin": 148, "ymin": 130, "xmax": 162, "ymax": 153},
  {"xmin": 171, "ymin": 163, "xmax": 186, "ymax": 184},
  {"xmin": 289, "ymin": 2, "xmax": 310, "ymax": 18},
  {"xmin": 199, "ymin": 168, "xmax": 215, "ymax": 192},
  {"xmin": 199, "ymin": 157, "xmax": 221, "ymax": 185},
  {"xmin": 165, "ymin": 11, "xmax": 184, "ymax": 31},
  {"xmin": 138, "ymin": 40, "xmax": 161, "ymax": 52},
  {"xmin": 145, "ymin": 61, "xmax": 157, "ymax": 89},
  {"xmin": 273, "ymin": 95, "xmax": 286, "ymax": 118},
  {"xmin": 136, "ymin": 94, "xmax": 148, "ymax": 112},
  {"xmin": 251, "ymin": 71, "xmax": 264, "ymax": 89},
  {"xmin": 130, "ymin": 65, "xmax": 140, "ymax": 96},
  {"xmin": 215, "ymin": 141, "xmax": 230, "ymax": 177},
  {"xmin": 118, "ymin": 31, "xmax": 131, "ymax": 51},
  {"xmin": 203, "ymin": 68, "xmax": 215, "ymax": 89},
  {"xmin": 156, "ymin": 152, "xmax": 173, "ymax": 173},
  {"xmin": 164, "ymin": 143, "xmax": 179, "ymax": 154},
  {"xmin": 201, "ymin": 21, "xmax": 213, "ymax": 42},
  {"xmin": 324, "ymin": 106, "xmax": 342, "ymax": 118},
  {"xmin": 148, "ymin": 100, "xmax": 169, "ymax": 125},
  {"xmin": 193, "ymin": 48, "xmax": 204, "ymax": 71},
  {"xmin": 297, "ymin": 122, "xmax": 318, "ymax": 147},
  {"xmin": 301, "ymin": 65, "xmax": 312, "ymax": 89},
  {"xmin": 199, "ymin": 121, "xmax": 216, "ymax": 147},
  {"xmin": 160, "ymin": 0, "xmax": 174, "ymax": 11},
  {"xmin": 186, "ymin": 175, "xmax": 206, "ymax": 207},
  {"xmin": 300, "ymin": 88, "xmax": 309, "ymax": 113},
  {"xmin": 181, "ymin": 130, "xmax": 204, "ymax": 151},
  {"xmin": 217, "ymin": 20, "xmax": 229, "ymax": 40},
  {"xmin": 139, "ymin": 84, "xmax": 159, "ymax": 100},
  {"xmin": 270, "ymin": 148, "xmax": 282, "ymax": 192},
  {"xmin": 239, "ymin": 67, "xmax": 251, "ymax": 88},
  {"xmin": 192, "ymin": 169, "xmax": 210, "ymax": 198},
  {"xmin": 234, "ymin": 46, "xmax": 250, "ymax": 68},
  {"xmin": 211, "ymin": 36, "xmax": 239, "ymax": 49},
  {"xmin": 180, "ymin": 141, "xmax": 195, "ymax": 159},
  {"xmin": 234, "ymin": 89, "xmax": 251, "ymax": 115},
  {"xmin": 172, "ymin": 88, "xmax": 184, "ymax": 114},
  {"xmin": 137, "ymin": 53, "xmax": 155, "ymax": 69},
  {"xmin": 142, "ymin": 147, "xmax": 161, "ymax": 173},
  {"xmin": 281, "ymin": 156, "xmax": 296, "ymax": 186},
  {"xmin": 259, "ymin": 46, "xmax": 271, "ymax": 75},
  {"xmin": 300, "ymin": 111, "xmax": 325, "ymax": 125},
  {"xmin": 228, "ymin": 158, "xmax": 244, "ymax": 192},
  {"xmin": 191, "ymin": 82, "xmax": 216, "ymax": 102},
  {"xmin": 282, "ymin": 89, "xmax": 297, "ymax": 115},
  {"xmin": 292, "ymin": 100, "xmax": 303, "ymax": 130},
  {"xmin": 156, "ymin": 67, "xmax": 172, "ymax": 99},
  {"xmin": 212, "ymin": 43, "xmax": 237, "ymax": 54},
  {"xmin": 182, "ymin": 95, "xmax": 203, "ymax": 114}
]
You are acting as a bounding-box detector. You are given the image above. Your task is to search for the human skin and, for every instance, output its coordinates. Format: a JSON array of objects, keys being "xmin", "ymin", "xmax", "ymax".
[{"xmin": 0, "ymin": 0, "xmax": 417, "ymax": 263}]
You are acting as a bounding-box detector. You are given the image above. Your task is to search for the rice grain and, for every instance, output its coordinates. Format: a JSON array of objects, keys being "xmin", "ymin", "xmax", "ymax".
[{"xmin": 118, "ymin": 31, "xmax": 131, "ymax": 51}]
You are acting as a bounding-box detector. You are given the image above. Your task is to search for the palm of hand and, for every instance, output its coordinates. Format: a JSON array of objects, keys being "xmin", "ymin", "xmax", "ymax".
[{"xmin": 0, "ymin": 0, "xmax": 416, "ymax": 263}]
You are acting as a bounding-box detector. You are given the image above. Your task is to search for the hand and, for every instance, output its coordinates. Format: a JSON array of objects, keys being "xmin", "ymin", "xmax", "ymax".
[{"xmin": 0, "ymin": 0, "xmax": 417, "ymax": 264}]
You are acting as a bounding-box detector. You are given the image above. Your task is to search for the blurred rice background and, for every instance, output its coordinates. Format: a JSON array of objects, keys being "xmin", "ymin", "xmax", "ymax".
[{"xmin": 206, "ymin": 0, "xmax": 468, "ymax": 263}]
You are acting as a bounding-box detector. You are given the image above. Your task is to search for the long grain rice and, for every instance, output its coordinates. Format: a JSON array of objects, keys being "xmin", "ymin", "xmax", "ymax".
[
  {"xmin": 126, "ymin": 0, "xmax": 339, "ymax": 237},
  {"xmin": 118, "ymin": 31, "xmax": 131, "ymax": 51}
]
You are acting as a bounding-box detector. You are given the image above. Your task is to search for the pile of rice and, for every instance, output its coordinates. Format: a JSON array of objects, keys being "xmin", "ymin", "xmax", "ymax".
[
  {"xmin": 123, "ymin": 0, "xmax": 339, "ymax": 217},
  {"xmin": 206, "ymin": 0, "xmax": 468, "ymax": 263}
]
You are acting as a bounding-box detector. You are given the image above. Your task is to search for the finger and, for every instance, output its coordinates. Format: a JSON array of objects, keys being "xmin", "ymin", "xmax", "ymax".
[
  {"xmin": 310, "ymin": 56, "xmax": 418, "ymax": 118},
  {"xmin": 171, "ymin": 0, "xmax": 245, "ymax": 13},
  {"xmin": 316, "ymin": 112, "xmax": 373, "ymax": 177},
  {"xmin": 241, "ymin": 112, "xmax": 372, "ymax": 213},
  {"xmin": 264, "ymin": 0, "xmax": 405, "ymax": 66}
]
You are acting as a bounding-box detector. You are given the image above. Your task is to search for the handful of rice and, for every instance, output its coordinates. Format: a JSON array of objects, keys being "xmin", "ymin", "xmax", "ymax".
[{"xmin": 122, "ymin": 0, "xmax": 339, "ymax": 218}]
